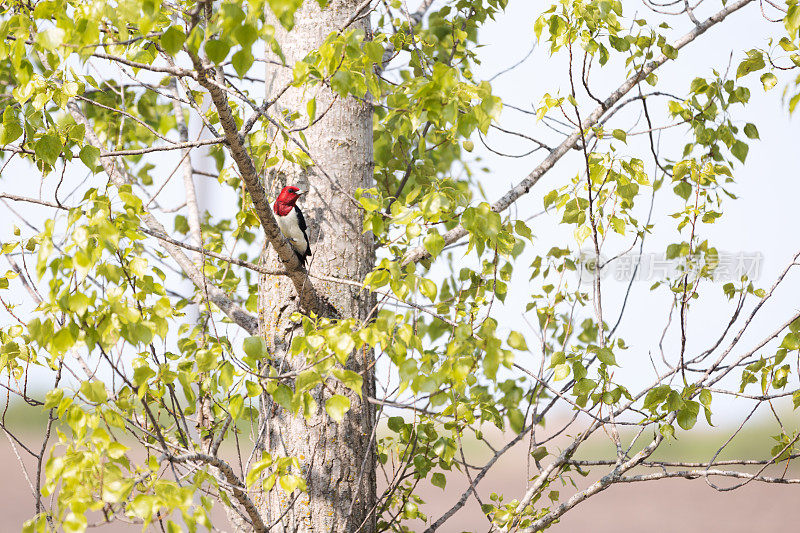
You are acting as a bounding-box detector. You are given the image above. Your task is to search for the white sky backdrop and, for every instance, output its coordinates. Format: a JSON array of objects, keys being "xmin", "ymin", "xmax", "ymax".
[
  {"xmin": 468, "ymin": 0, "xmax": 800, "ymax": 423},
  {"xmin": 0, "ymin": 0, "xmax": 797, "ymax": 426}
]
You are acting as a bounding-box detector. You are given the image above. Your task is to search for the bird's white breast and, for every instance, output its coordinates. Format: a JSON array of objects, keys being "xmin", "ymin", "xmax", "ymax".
[{"xmin": 276, "ymin": 208, "xmax": 308, "ymax": 255}]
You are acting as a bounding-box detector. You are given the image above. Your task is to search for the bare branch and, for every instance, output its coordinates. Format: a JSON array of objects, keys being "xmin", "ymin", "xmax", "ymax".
[
  {"xmin": 401, "ymin": 0, "xmax": 757, "ymax": 266},
  {"xmin": 91, "ymin": 52, "xmax": 196, "ymax": 78},
  {"xmin": 169, "ymin": 80, "xmax": 204, "ymax": 257},
  {"xmin": 521, "ymin": 418, "xmax": 672, "ymax": 532},
  {"xmin": 168, "ymin": 453, "xmax": 267, "ymax": 533},
  {"xmin": 617, "ymin": 469, "xmax": 800, "ymax": 485},
  {"xmin": 67, "ymin": 100, "xmax": 259, "ymax": 334},
  {"xmin": 101, "ymin": 138, "xmax": 224, "ymax": 157}
]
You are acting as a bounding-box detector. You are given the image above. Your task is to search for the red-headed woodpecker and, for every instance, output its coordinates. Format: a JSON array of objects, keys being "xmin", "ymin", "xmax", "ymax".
[{"xmin": 272, "ymin": 185, "xmax": 311, "ymax": 266}]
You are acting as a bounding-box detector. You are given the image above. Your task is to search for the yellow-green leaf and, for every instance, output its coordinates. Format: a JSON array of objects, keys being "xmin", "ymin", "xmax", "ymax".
[{"xmin": 325, "ymin": 394, "xmax": 351, "ymax": 423}]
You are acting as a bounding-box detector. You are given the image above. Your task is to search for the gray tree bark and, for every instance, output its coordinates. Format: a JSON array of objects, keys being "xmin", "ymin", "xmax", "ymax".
[{"xmin": 253, "ymin": 1, "xmax": 376, "ymax": 532}]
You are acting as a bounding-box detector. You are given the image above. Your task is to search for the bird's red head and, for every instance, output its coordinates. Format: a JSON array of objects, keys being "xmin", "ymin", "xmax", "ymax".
[
  {"xmin": 274, "ymin": 186, "xmax": 305, "ymax": 215},
  {"xmin": 277, "ymin": 186, "xmax": 303, "ymax": 204}
]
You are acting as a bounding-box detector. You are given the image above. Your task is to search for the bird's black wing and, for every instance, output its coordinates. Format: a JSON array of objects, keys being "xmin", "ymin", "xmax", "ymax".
[{"xmin": 294, "ymin": 205, "xmax": 312, "ymax": 264}]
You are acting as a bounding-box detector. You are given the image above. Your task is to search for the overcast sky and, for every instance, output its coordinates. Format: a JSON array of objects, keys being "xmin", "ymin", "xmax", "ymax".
[
  {"xmin": 0, "ymin": 0, "xmax": 798, "ymax": 425},
  {"xmin": 468, "ymin": 0, "xmax": 800, "ymax": 422}
]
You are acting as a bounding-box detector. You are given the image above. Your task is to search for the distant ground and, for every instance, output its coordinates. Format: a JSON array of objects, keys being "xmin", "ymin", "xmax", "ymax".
[
  {"xmin": 2, "ymin": 416, "xmax": 798, "ymax": 532},
  {"xmin": 409, "ymin": 432, "xmax": 800, "ymax": 533}
]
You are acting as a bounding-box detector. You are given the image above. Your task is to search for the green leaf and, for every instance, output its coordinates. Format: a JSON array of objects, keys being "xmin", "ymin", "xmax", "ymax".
[
  {"xmin": 791, "ymin": 92, "xmax": 800, "ymax": 113},
  {"xmin": 331, "ymin": 368, "xmax": 363, "ymax": 398},
  {"xmin": 133, "ymin": 366, "xmax": 156, "ymax": 387},
  {"xmin": 673, "ymin": 181, "xmax": 692, "ymax": 201},
  {"xmin": 330, "ymin": 332, "xmax": 355, "ymax": 364},
  {"xmin": 161, "ymin": 26, "xmax": 187, "ymax": 56},
  {"xmin": 507, "ymin": 408, "xmax": 525, "ymax": 433},
  {"xmin": 325, "ymin": 394, "xmax": 351, "ymax": 423},
  {"xmin": 185, "ymin": 26, "xmax": 204, "ymax": 54},
  {"xmin": 387, "ymin": 416, "xmax": 405, "ymax": 432},
  {"xmin": 543, "ymin": 190, "xmax": 558, "ymax": 209},
  {"xmin": 423, "ymin": 231, "xmax": 446, "ymax": 258},
  {"xmin": 507, "ymin": 331, "xmax": 528, "ymax": 351},
  {"xmin": 573, "ymin": 378, "xmax": 597, "ymax": 396},
  {"xmin": 597, "ymin": 347, "xmax": 617, "ymax": 366},
  {"xmin": 295, "ymin": 370, "xmax": 321, "ymax": 392},
  {"xmin": 80, "ymin": 380, "xmax": 107, "ymax": 403},
  {"xmin": 760, "ymin": 72, "xmax": 778, "ymax": 91},
  {"xmin": 611, "ymin": 129, "xmax": 627, "ymax": 143},
  {"xmin": 677, "ymin": 401, "xmax": 700, "ymax": 430},
  {"xmin": 553, "ymin": 363, "xmax": 570, "ymax": 381},
  {"xmin": 246, "ymin": 380, "xmax": 261, "ymax": 397},
  {"xmin": 731, "ymin": 140, "xmax": 749, "ymax": 163},
  {"xmin": 515, "ymin": 220, "xmax": 532, "ymax": 239},
  {"xmin": 245, "ymin": 455, "xmax": 274, "ymax": 487},
  {"xmin": 229, "ymin": 395, "xmax": 244, "ymax": 419},
  {"xmin": 662, "ymin": 44, "xmax": 678, "ymax": 60},
  {"xmin": 699, "ymin": 389, "xmax": 712, "ymax": 407},
  {"xmin": 272, "ymin": 384, "xmax": 293, "ymax": 409},
  {"xmin": 51, "ymin": 327, "xmax": 74, "ymax": 353},
  {"xmin": 234, "ymin": 23, "xmax": 258, "ymax": 48},
  {"xmin": 232, "ymin": 49, "xmax": 254, "ymax": 78},
  {"xmin": 35, "ymin": 133, "xmax": 62, "ymax": 166},
  {"xmin": 174, "ymin": 214, "xmax": 189, "ymax": 234},
  {"xmin": 1, "ymin": 107, "xmax": 23, "ymax": 144},
  {"xmin": 220, "ymin": 361, "xmax": 235, "ymax": 389},
  {"xmin": 358, "ymin": 194, "xmax": 380, "ymax": 211},
  {"xmin": 62, "ymin": 513, "xmax": 87, "ymax": 533},
  {"xmin": 786, "ymin": 4, "xmax": 800, "ymax": 32},
  {"xmin": 431, "ymin": 472, "xmax": 446, "ymax": 489},
  {"xmin": 672, "ymin": 160, "xmax": 693, "ymax": 181},
  {"xmin": 44, "ymin": 389, "xmax": 63, "ymax": 409},
  {"xmin": 306, "ymin": 98, "xmax": 317, "ymax": 122},
  {"xmin": 279, "ymin": 474, "xmax": 302, "ymax": 493},
  {"xmin": 779, "ymin": 37, "xmax": 798, "ymax": 52},
  {"xmin": 531, "ymin": 446, "xmax": 548, "ymax": 461},
  {"xmin": 267, "ymin": 0, "xmax": 304, "ymax": 30},
  {"xmin": 205, "ymin": 39, "xmax": 231, "ymax": 64},
  {"xmin": 703, "ymin": 406, "xmax": 713, "ymax": 426},
  {"xmin": 419, "ymin": 278, "xmax": 437, "ymax": 301},
  {"xmin": 736, "ymin": 50, "xmax": 765, "ymax": 79},
  {"xmin": 35, "ymin": 27, "xmax": 65, "ymax": 50},
  {"xmin": 743, "ymin": 123, "xmax": 759, "ymax": 140},
  {"xmin": 780, "ymin": 332, "xmax": 799, "ymax": 350},
  {"xmin": 196, "ymin": 349, "xmax": 216, "ymax": 372},
  {"xmin": 68, "ymin": 293, "xmax": 91, "ymax": 315},
  {"xmin": 79, "ymin": 145, "xmax": 100, "ymax": 170},
  {"xmin": 243, "ymin": 336, "xmax": 269, "ymax": 360}
]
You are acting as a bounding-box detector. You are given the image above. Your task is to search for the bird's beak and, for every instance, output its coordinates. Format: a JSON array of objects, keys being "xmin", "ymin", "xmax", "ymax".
[{"xmin": 297, "ymin": 189, "xmax": 308, "ymax": 196}]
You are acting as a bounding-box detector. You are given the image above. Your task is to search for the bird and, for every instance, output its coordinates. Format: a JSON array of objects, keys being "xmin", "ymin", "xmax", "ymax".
[{"xmin": 272, "ymin": 185, "xmax": 311, "ymax": 267}]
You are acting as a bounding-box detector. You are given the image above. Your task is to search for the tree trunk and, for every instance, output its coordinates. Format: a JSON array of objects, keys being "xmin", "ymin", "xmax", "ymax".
[{"xmin": 253, "ymin": 2, "xmax": 376, "ymax": 532}]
